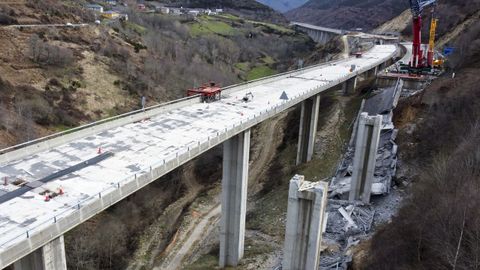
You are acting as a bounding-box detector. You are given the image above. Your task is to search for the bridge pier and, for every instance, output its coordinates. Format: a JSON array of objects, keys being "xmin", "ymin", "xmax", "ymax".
[
  {"xmin": 366, "ymin": 66, "xmax": 378, "ymax": 79},
  {"xmin": 283, "ymin": 175, "xmax": 328, "ymax": 270},
  {"xmin": 296, "ymin": 94, "xmax": 321, "ymax": 165},
  {"xmin": 13, "ymin": 236, "xmax": 66, "ymax": 270},
  {"xmin": 220, "ymin": 129, "xmax": 251, "ymax": 267},
  {"xmin": 342, "ymin": 76, "xmax": 357, "ymax": 96},
  {"xmin": 349, "ymin": 113, "xmax": 382, "ymax": 203}
]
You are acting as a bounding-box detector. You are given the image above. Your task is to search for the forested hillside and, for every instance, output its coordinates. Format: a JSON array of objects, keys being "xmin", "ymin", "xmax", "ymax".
[
  {"xmin": 286, "ymin": 0, "xmax": 408, "ymax": 30},
  {"xmin": 362, "ymin": 1, "xmax": 480, "ymax": 269},
  {"xmin": 0, "ymin": 0, "xmax": 314, "ymax": 148},
  {"xmin": 256, "ymin": 0, "xmax": 309, "ymax": 12}
]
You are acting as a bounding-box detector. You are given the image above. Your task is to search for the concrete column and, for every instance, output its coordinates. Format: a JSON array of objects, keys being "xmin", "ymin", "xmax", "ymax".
[
  {"xmin": 365, "ymin": 66, "xmax": 378, "ymax": 79},
  {"xmin": 283, "ymin": 175, "xmax": 328, "ymax": 270},
  {"xmin": 13, "ymin": 236, "xmax": 67, "ymax": 270},
  {"xmin": 219, "ymin": 129, "xmax": 251, "ymax": 267},
  {"xmin": 349, "ymin": 113, "xmax": 382, "ymax": 203},
  {"xmin": 296, "ymin": 94, "xmax": 321, "ymax": 165},
  {"xmin": 342, "ymin": 76, "xmax": 357, "ymax": 96}
]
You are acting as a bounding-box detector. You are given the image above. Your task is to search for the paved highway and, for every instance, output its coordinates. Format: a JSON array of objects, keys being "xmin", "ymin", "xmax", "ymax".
[{"xmin": 0, "ymin": 45, "xmax": 397, "ymax": 268}]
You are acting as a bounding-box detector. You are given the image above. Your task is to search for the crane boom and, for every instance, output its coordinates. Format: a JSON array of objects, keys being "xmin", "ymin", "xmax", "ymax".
[
  {"xmin": 408, "ymin": 0, "xmax": 437, "ymax": 68},
  {"xmin": 427, "ymin": 15, "xmax": 438, "ymax": 66}
]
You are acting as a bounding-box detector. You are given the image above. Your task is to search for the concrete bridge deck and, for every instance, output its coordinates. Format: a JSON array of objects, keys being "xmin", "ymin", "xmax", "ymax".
[{"xmin": 0, "ymin": 45, "xmax": 398, "ymax": 268}]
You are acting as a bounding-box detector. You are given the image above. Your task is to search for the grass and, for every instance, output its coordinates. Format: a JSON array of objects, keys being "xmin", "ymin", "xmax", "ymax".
[
  {"xmin": 261, "ymin": 56, "xmax": 275, "ymax": 65},
  {"xmin": 247, "ymin": 20, "xmax": 295, "ymax": 34},
  {"xmin": 246, "ymin": 65, "xmax": 276, "ymax": 81},
  {"xmin": 189, "ymin": 18, "xmax": 237, "ymax": 36},
  {"xmin": 183, "ymin": 254, "xmax": 219, "ymax": 270},
  {"xmin": 125, "ymin": 21, "xmax": 147, "ymax": 35},
  {"xmin": 214, "ymin": 13, "xmax": 243, "ymax": 22},
  {"xmin": 53, "ymin": 124, "xmax": 73, "ymax": 132},
  {"xmin": 235, "ymin": 62, "xmax": 250, "ymax": 72}
]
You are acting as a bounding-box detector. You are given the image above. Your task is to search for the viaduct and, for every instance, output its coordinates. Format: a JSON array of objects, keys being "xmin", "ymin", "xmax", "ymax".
[{"xmin": 0, "ymin": 45, "xmax": 399, "ymax": 269}]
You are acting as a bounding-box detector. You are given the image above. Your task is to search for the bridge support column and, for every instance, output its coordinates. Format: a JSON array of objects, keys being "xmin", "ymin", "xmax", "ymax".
[
  {"xmin": 296, "ymin": 94, "xmax": 321, "ymax": 165},
  {"xmin": 365, "ymin": 66, "xmax": 378, "ymax": 79},
  {"xmin": 220, "ymin": 129, "xmax": 251, "ymax": 267},
  {"xmin": 349, "ymin": 113, "xmax": 382, "ymax": 203},
  {"xmin": 13, "ymin": 236, "xmax": 66, "ymax": 270},
  {"xmin": 342, "ymin": 76, "xmax": 357, "ymax": 96},
  {"xmin": 283, "ymin": 175, "xmax": 328, "ymax": 270}
]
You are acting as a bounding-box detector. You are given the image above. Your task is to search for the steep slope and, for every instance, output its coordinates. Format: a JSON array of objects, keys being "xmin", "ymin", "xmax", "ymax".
[
  {"xmin": 256, "ymin": 0, "xmax": 309, "ymax": 13},
  {"xmin": 362, "ymin": 3, "xmax": 480, "ymax": 269},
  {"xmin": 286, "ymin": 0, "xmax": 408, "ymax": 30},
  {"xmin": 0, "ymin": 1, "xmax": 314, "ymax": 148}
]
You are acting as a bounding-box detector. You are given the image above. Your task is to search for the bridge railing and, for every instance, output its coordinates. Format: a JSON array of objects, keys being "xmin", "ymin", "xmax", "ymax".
[{"xmin": 0, "ymin": 95, "xmax": 202, "ymax": 164}]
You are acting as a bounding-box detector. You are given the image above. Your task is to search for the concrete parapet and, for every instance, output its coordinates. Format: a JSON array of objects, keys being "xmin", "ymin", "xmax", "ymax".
[
  {"xmin": 349, "ymin": 113, "xmax": 382, "ymax": 203},
  {"xmin": 283, "ymin": 175, "xmax": 328, "ymax": 270},
  {"xmin": 219, "ymin": 129, "xmax": 250, "ymax": 267},
  {"xmin": 13, "ymin": 236, "xmax": 66, "ymax": 270},
  {"xmin": 296, "ymin": 94, "xmax": 321, "ymax": 165}
]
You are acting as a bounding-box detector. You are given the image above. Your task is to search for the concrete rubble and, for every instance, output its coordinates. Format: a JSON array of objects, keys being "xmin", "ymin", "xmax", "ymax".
[
  {"xmin": 320, "ymin": 200, "xmax": 375, "ymax": 270},
  {"xmin": 329, "ymin": 80, "xmax": 402, "ymax": 199},
  {"xmin": 318, "ymin": 80, "xmax": 404, "ymax": 270}
]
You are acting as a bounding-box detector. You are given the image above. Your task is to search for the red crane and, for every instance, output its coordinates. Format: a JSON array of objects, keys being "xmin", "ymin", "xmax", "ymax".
[{"xmin": 408, "ymin": 0, "xmax": 437, "ymax": 68}]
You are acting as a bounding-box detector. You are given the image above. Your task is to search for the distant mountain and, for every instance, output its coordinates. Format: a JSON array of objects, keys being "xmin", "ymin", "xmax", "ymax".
[
  {"xmin": 256, "ymin": 0, "xmax": 309, "ymax": 12},
  {"xmin": 286, "ymin": 0, "xmax": 409, "ymax": 30}
]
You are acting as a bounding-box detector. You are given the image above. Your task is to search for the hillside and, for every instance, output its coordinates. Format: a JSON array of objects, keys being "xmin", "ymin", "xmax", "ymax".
[
  {"xmin": 256, "ymin": 0, "xmax": 309, "ymax": 13},
  {"xmin": 157, "ymin": 0, "xmax": 287, "ymax": 23},
  {"xmin": 0, "ymin": 1, "xmax": 314, "ymax": 149},
  {"xmin": 360, "ymin": 1, "xmax": 480, "ymax": 269},
  {"xmin": 286, "ymin": 0, "xmax": 408, "ymax": 30}
]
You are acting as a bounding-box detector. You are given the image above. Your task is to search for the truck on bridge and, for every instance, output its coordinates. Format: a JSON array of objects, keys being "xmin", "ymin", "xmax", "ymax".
[{"xmin": 187, "ymin": 82, "xmax": 222, "ymax": 102}]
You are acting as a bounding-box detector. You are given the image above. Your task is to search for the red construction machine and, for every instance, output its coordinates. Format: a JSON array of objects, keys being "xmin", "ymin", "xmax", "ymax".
[
  {"xmin": 406, "ymin": 0, "xmax": 439, "ymax": 73},
  {"xmin": 187, "ymin": 82, "xmax": 222, "ymax": 102}
]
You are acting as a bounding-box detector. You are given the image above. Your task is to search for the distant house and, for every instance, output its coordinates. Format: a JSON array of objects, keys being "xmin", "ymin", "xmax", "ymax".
[
  {"xmin": 104, "ymin": 0, "xmax": 117, "ymax": 5},
  {"xmin": 215, "ymin": 8, "xmax": 223, "ymax": 13},
  {"xmin": 188, "ymin": 10, "xmax": 200, "ymax": 16},
  {"xmin": 147, "ymin": 1, "xmax": 163, "ymax": 11},
  {"xmin": 85, "ymin": 4, "xmax": 104, "ymax": 13},
  {"xmin": 160, "ymin": 7, "xmax": 170, "ymax": 14},
  {"xmin": 102, "ymin": 10, "xmax": 120, "ymax": 19},
  {"xmin": 170, "ymin": 8, "xmax": 182, "ymax": 15},
  {"xmin": 137, "ymin": 3, "xmax": 146, "ymax": 10}
]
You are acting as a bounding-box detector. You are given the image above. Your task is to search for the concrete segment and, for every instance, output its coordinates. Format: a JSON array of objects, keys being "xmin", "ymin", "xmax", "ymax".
[
  {"xmin": 349, "ymin": 113, "xmax": 382, "ymax": 203},
  {"xmin": 283, "ymin": 175, "xmax": 328, "ymax": 270},
  {"xmin": 13, "ymin": 236, "xmax": 66, "ymax": 270},
  {"xmin": 219, "ymin": 129, "xmax": 250, "ymax": 267},
  {"xmin": 296, "ymin": 94, "xmax": 321, "ymax": 165}
]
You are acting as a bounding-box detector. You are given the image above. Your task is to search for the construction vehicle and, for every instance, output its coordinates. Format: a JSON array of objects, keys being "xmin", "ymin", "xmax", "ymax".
[
  {"xmin": 242, "ymin": 92, "xmax": 254, "ymax": 102},
  {"xmin": 406, "ymin": 0, "xmax": 439, "ymax": 74},
  {"xmin": 187, "ymin": 82, "xmax": 222, "ymax": 102}
]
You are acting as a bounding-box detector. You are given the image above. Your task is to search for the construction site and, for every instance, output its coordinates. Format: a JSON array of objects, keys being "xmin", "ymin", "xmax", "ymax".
[{"xmin": 1, "ymin": 0, "xmax": 479, "ymax": 269}]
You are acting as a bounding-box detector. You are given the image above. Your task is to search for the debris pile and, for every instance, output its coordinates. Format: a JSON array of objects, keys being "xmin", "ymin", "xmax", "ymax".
[
  {"xmin": 319, "ymin": 80, "xmax": 404, "ymax": 269},
  {"xmin": 329, "ymin": 80, "xmax": 402, "ymax": 198},
  {"xmin": 320, "ymin": 200, "xmax": 375, "ymax": 270}
]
